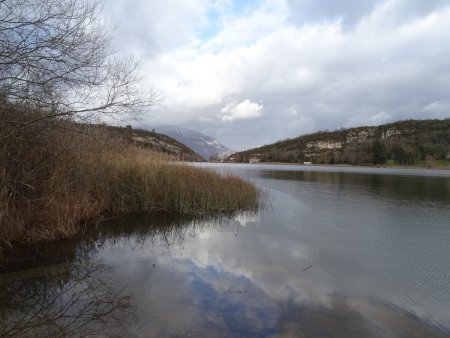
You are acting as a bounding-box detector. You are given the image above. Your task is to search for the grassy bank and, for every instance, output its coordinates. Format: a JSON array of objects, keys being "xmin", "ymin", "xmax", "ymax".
[{"xmin": 0, "ymin": 111, "xmax": 259, "ymax": 257}]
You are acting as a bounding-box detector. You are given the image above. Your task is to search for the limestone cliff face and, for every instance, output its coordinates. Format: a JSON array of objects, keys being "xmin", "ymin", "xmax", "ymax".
[
  {"xmin": 346, "ymin": 128, "xmax": 376, "ymax": 143},
  {"xmin": 382, "ymin": 128, "xmax": 403, "ymax": 139},
  {"xmin": 305, "ymin": 127, "xmax": 403, "ymax": 149},
  {"xmin": 306, "ymin": 141, "xmax": 344, "ymax": 150}
]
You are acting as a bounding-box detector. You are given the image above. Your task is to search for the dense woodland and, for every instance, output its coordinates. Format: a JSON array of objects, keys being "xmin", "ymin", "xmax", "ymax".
[{"xmin": 229, "ymin": 119, "xmax": 450, "ymax": 166}]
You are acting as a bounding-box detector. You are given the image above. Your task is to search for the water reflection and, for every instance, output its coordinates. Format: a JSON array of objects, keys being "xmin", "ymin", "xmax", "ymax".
[
  {"xmin": 274, "ymin": 298, "xmax": 446, "ymax": 338},
  {"xmin": 257, "ymin": 169, "xmax": 450, "ymax": 203},
  {"xmin": 0, "ymin": 262, "xmax": 134, "ymax": 337},
  {"xmin": 96, "ymin": 213, "xmax": 448, "ymax": 337},
  {"xmin": 1, "ymin": 164, "xmax": 450, "ymax": 338}
]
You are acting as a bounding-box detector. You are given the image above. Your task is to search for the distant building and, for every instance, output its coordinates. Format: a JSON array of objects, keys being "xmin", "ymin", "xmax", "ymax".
[
  {"xmin": 249, "ymin": 155, "xmax": 261, "ymax": 163},
  {"xmin": 303, "ymin": 161, "xmax": 312, "ymax": 165}
]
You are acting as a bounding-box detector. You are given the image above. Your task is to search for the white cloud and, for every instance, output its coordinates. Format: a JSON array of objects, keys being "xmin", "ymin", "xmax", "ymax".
[
  {"xmin": 105, "ymin": 0, "xmax": 450, "ymax": 150},
  {"xmin": 221, "ymin": 100, "xmax": 263, "ymax": 122}
]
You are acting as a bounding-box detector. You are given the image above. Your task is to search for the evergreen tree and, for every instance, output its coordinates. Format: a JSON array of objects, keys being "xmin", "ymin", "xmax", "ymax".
[
  {"xmin": 372, "ymin": 139, "xmax": 387, "ymax": 164},
  {"xmin": 393, "ymin": 145, "xmax": 408, "ymax": 164}
]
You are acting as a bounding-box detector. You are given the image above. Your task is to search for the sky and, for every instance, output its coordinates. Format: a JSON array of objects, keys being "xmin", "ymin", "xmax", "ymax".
[{"xmin": 104, "ymin": 0, "xmax": 450, "ymax": 150}]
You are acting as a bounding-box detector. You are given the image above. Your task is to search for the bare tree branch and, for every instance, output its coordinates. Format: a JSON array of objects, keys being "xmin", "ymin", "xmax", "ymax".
[{"xmin": 0, "ymin": 0, "xmax": 158, "ymax": 124}]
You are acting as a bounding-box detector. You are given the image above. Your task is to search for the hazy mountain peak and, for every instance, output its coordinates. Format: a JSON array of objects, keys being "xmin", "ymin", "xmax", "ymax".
[{"xmin": 153, "ymin": 125, "xmax": 232, "ymax": 160}]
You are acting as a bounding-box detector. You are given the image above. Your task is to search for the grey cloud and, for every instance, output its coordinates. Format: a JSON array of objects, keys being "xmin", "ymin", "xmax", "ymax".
[
  {"xmin": 379, "ymin": 0, "xmax": 450, "ymax": 24},
  {"xmin": 103, "ymin": 1, "xmax": 159, "ymax": 57},
  {"xmin": 286, "ymin": 0, "xmax": 382, "ymax": 27},
  {"xmin": 104, "ymin": 0, "xmax": 208, "ymax": 57},
  {"xmin": 286, "ymin": 0, "xmax": 449, "ymax": 28}
]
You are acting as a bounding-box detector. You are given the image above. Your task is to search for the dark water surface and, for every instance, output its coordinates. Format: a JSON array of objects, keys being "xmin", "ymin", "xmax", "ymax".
[{"xmin": 1, "ymin": 164, "xmax": 449, "ymax": 337}]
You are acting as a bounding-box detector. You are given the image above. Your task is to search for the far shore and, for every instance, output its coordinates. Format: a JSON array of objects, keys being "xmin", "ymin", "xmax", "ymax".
[{"xmin": 215, "ymin": 161, "xmax": 450, "ymax": 170}]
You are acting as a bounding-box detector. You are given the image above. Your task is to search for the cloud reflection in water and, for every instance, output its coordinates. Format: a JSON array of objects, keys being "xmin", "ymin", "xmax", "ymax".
[{"xmin": 95, "ymin": 213, "xmax": 448, "ymax": 337}]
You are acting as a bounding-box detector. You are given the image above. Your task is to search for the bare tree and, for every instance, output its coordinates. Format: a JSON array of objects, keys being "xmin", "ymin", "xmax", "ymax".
[{"xmin": 0, "ymin": 0, "xmax": 157, "ymax": 123}]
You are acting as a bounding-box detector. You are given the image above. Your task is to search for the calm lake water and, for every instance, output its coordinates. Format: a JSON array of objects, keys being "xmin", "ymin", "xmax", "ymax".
[{"xmin": 1, "ymin": 164, "xmax": 449, "ymax": 337}]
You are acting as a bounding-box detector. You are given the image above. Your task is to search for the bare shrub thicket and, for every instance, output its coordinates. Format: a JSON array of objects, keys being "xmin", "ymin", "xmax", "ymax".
[{"xmin": 0, "ymin": 0, "xmax": 154, "ymax": 252}]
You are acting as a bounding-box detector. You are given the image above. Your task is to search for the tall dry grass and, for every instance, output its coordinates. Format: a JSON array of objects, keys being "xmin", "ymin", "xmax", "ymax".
[{"xmin": 0, "ymin": 109, "xmax": 259, "ymax": 256}]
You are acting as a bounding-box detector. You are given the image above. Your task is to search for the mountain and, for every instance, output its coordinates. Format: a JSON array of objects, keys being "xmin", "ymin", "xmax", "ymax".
[
  {"xmin": 226, "ymin": 119, "xmax": 450, "ymax": 166},
  {"xmin": 154, "ymin": 126, "xmax": 232, "ymax": 161},
  {"xmin": 101, "ymin": 125, "xmax": 204, "ymax": 161}
]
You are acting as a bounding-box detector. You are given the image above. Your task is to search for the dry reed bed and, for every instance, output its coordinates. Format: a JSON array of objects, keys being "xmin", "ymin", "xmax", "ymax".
[{"xmin": 0, "ymin": 117, "xmax": 259, "ymax": 256}]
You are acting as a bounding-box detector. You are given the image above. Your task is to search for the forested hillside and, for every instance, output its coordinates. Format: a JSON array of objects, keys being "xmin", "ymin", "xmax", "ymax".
[{"xmin": 227, "ymin": 119, "xmax": 450, "ymax": 166}]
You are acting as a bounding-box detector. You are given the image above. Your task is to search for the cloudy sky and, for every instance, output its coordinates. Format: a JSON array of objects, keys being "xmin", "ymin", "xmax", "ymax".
[{"xmin": 105, "ymin": 0, "xmax": 450, "ymax": 150}]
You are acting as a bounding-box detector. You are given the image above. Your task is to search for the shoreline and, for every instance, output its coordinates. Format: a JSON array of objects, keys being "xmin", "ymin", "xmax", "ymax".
[{"xmin": 217, "ymin": 161, "xmax": 450, "ymax": 170}]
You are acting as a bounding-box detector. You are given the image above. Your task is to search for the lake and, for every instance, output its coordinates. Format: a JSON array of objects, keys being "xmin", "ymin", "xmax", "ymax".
[{"xmin": 1, "ymin": 164, "xmax": 449, "ymax": 337}]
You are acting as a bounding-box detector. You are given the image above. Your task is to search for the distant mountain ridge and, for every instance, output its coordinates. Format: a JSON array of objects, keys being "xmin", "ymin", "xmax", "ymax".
[
  {"xmin": 154, "ymin": 126, "xmax": 232, "ymax": 160},
  {"xmin": 227, "ymin": 119, "xmax": 450, "ymax": 166},
  {"xmin": 102, "ymin": 125, "xmax": 204, "ymax": 161}
]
